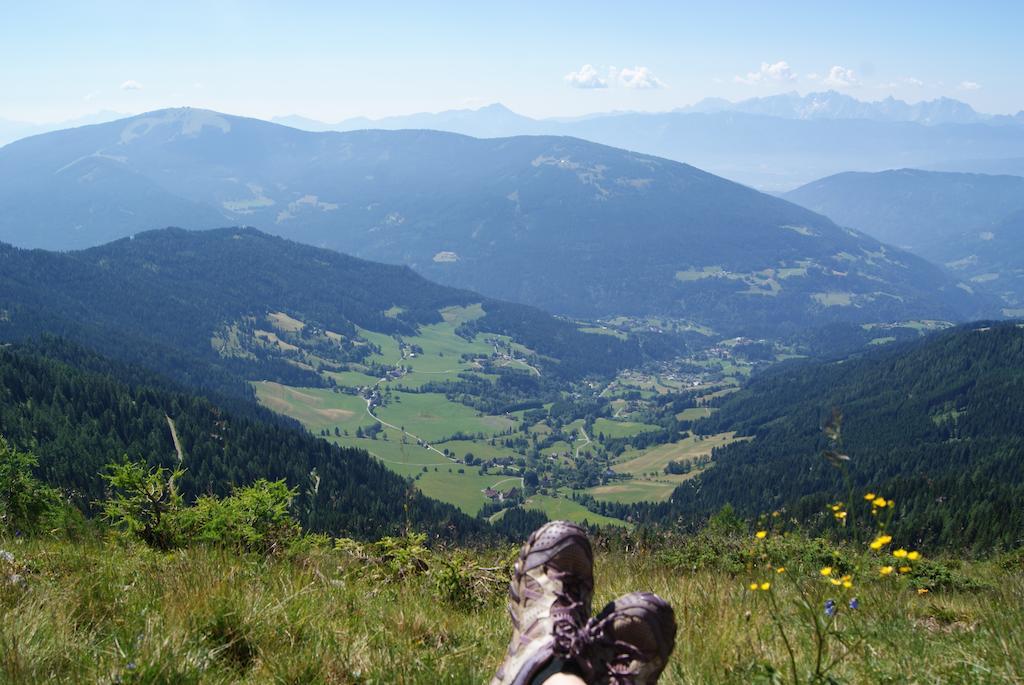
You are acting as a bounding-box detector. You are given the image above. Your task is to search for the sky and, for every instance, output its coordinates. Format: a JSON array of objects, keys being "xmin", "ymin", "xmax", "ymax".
[{"xmin": 1, "ymin": 1, "xmax": 1021, "ymax": 124}]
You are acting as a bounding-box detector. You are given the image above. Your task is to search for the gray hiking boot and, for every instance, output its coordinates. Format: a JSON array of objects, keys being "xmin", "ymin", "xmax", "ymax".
[
  {"xmin": 583, "ymin": 592, "xmax": 677, "ymax": 684},
  {"xmin": 491, "ymin": 520, "xmax": 595, "ymax": 685}
]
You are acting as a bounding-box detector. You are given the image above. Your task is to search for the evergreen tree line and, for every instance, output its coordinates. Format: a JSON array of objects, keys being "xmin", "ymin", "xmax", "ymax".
[
  {"xmin": 614, "ymin": 322, "xmax": 1024, "ymax": 554},
  {"xmin": 0, "ymin": 342, "xmax": 493, "ymax": 542}
]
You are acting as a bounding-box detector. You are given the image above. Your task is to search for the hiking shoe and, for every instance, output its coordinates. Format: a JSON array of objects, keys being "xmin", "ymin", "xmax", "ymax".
[
  {"xmin": 491, "ymin": 520, "xmax": 595, "ymax": 685},
  {"xmin": 584, "ymin": 592, "xmax": 677, "ymax": 684}
]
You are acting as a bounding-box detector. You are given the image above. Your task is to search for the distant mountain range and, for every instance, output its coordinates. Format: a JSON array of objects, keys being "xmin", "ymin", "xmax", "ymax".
[
  {"xmin": 784, "ymin": 169, "xmax": 1024, "ymax": 311},
  {"xmin": 0, "ymin": 108, "xmax": 994, "ymax": 337},
  {"xmin": 676, "ymin": 91, "xmax": 1024, "ymax": 126},
  {"xmin": 268, "ymin": 94, "xmax": 1024, "ymax": 189}
]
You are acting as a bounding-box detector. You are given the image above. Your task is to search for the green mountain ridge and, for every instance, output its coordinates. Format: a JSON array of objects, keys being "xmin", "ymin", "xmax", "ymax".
[
  {"xmin": 623, "ymin": 321, "xmax": 1024, "ymax": 551},
  {"xmin": 0, "ymin": 227, "xmax": 641, "ymax": 400}
]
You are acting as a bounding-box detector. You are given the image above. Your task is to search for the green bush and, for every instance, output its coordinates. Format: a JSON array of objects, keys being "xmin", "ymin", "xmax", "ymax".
[
  {"xmin": 179, "ymin": 479, "xmax": 301, "ymax": 556},
  {"xmin": 100, "ymin": 460, "xmax": 184, "ymax": 550},
  {"xmin": 0, "ymin": 436, "xmax": 64, "ymax": 536}
]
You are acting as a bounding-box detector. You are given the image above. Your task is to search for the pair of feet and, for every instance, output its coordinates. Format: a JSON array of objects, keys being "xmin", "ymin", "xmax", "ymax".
[{"xmin": 492, "ymin": 521, "xmax": 677, "ymax": 685}]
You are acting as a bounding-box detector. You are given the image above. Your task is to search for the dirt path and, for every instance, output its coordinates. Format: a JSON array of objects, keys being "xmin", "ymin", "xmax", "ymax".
[
  {"xmin": 166, "ymin": 416, "xmax": 184, "ymax": 464},
  {"xmin": 575, "ymin": 426, "xmax": 591, "ymax": 460}
]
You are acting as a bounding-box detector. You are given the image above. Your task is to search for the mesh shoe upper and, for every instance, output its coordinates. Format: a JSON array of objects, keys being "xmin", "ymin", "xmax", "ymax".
[
  {"xmin": 581, "ymin": 591, "xmax": 677, "ymax": 685},
  {"xmin": 491, "ymin": 521, "xmax": 595, "ymax": 685}
]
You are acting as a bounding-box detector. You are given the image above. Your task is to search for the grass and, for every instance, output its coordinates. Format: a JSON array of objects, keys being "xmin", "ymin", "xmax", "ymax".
[
  {"xmin": 812, "ymin": 292, "xmax": 854, "ymax": 307},
  {"xmin": 613, "ymin": 432, "xmax": 744, "ymax": 478},
  {"xmin": 411, "ymin": 470, "xmax": 519, "ymax": 515},
  {"xmin": 523, "ymin": 494, "xmax": 629, "ymax": 528},
  {"xmin": 592, "ymin": 417, "xmax": 660, "ymax": 439},
  {"xmin": 330, "ymin": 431, "xmax": 451, "ymax": 468},
  {"xmin": 676, "ymin": 407, "xmax": 716, "ymax": 421},
  {"xmin": 376, "ymin": 393, "xmax": 514, "ymax": 444},
  {"xmin": 586, "ymin": 477, "xmax": 692, "ymax": 504},
  {"xmin": 252, "ymin": 382, "xmax": 376, "ymax": 435},
  {"xmin": 2, "ymin": 536, "xmax": 1021, "ymax": 684}
]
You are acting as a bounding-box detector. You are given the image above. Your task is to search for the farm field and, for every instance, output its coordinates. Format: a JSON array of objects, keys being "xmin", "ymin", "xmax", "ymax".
[
  {"xmin": 375, "ymin": 392, "xmax": 514, "ymax": 443},
  {"xmin": 592, "ymin": 416, "xmax": 659, "ymax": 438},
  {"xmin": 676, "ymin": 406, "xmax": 716, "ymax": 421},
  {"xmin": 252, "ymin": 382, "xmax": 375, "ymax": 435},
  {"xmin": 524, "ymin": 494, "xmax": 630, "ymax": 528},
  {"xmin": 586, "ymin": 474, "xmax": 696, "ymax": 504},
  {"xmin": 613, "ymin": 432, "xmax": 743, "ymax": 477}
]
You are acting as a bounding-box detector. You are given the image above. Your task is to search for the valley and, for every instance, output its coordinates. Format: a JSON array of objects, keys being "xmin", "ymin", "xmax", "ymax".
[{"xmin": 238, "ymin": 302, "xmax": 761, "ymax": 524}]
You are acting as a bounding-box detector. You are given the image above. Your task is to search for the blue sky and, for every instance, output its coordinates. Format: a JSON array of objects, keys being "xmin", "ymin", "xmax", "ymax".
[{"xmin": 1, "ymin": 1, "xmax": 1020, "ymax": 123}]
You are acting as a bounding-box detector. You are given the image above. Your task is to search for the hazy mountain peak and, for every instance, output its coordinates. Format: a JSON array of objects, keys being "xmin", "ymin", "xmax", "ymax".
[
  {"xmin": 680, "ymin": 91, "xmax": 989, "ymax": 125},
  {"xmin": 118, "ymin": 107, "xmax": 232, "ymax": 144}
]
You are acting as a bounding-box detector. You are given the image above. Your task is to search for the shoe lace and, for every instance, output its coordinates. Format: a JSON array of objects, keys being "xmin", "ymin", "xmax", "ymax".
[
  {"xmin": 548, "ymin": 568, "xmax": 591, "ymax": 659},
  {"xmin": 570, "ymin": 614, "xmax": 645, "ymax": 685}
]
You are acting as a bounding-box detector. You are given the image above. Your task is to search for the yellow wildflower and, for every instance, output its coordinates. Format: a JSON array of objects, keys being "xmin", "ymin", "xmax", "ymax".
[
  {"xmin": 820, "ymin": 566, "xmax": 833, "ymax": 576},
  {"xmin": 843, "ymin": 580, "xmax": 853, "ymax": 589},
  {"xmin": 879, "ymin": 566, "xmax": 894, "ymax": 576},
  {"xmin": 917, "ymin": 588, "xmax": 929, "ymax": 595},
  {"xmin": 893, "ymin": 548, "xmax": 908, "ymax": 558},
  {"xmin": 864, "ymin": 492, "xmax": 876, "ymax": 500},
  {"xmin": 749, "ymin": 582, "xmax": 758, "ymax": 591},
  {"xmin": 760, "ymin": 582, "xmax": 771, "ymax": 591},
  {"xmin": 887, "ymin": 500, "xmax": 895, "ymax": 508},
  {"xmin": 869, "ymin": 534, "xmax": 893, "ymax": 550},
  {"xmin": 907, "ymin": 551, "xmax": 921, "ymax": 561},
  {"xmin": 830, "ymin": 578, "xmax": 842, "ymax": 586},
  {"xmin": 776, "ymin": 567, "xmax": 786, "ymax": 574},
  {"xmin": 899, "ymin": 566, "xmax": 911, "ymax": 574},
  {"xmin": 755, "ymin": 530, "xmax": 767, "ymax": 539},
  {"xmin": 873, "ymin": 496, "xmax": 887, "ymax": 507}
]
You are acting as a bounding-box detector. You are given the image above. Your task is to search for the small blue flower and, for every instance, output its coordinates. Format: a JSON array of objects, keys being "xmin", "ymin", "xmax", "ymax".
[
  {"xmin": 824, "ymin": 599, "xmax": 836, "ymax": 617},
  {"xmin": 126, "ymin": 662, "xmax": 137, "ymax": 671},
  {"xmin": 849, "ymin": 597, "xmax": 859, "ymax": 610}
]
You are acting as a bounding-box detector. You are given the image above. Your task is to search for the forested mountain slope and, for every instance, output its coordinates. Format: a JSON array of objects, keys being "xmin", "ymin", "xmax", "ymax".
[
  {"xmin": 637, "ymin": 322, "xmax": 1024, "ymax": 552},
  {"xmin": 0, "ymin": 341, "xmax": 485, "ymax": 540},
  {"xmin": 0, "ymin": 227, "xmax": 639, "ymax": 398},
  {"xmin": 0, "ymin": 109, "xmax": 993, "ymax": 336}
]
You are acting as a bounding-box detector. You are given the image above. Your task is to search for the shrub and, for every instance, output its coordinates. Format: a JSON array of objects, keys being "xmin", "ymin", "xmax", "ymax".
[
  {"xmin": 179, "ymin": 479, "xmax": 301, "ymax": 556},
  {"xmin": 0, "ymin": 436, "xmax": 63, "ymax": 536},
  {"xmin": 100, "ymin": 460, "xmax": 184, "ymax": 550}
]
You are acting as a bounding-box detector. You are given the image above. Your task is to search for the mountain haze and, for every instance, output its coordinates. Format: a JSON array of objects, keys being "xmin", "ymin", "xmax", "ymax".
[
  {"xmin": 275, "ymin": 96, "xmax": 1024, "ymax": 189},
  {"xmin": 785, "ymin": 169, "xmax": 1024, "ymax": 309},
  {"xmin": 0, "ymin": 109, "xmax": 994, "ymax": 337}
]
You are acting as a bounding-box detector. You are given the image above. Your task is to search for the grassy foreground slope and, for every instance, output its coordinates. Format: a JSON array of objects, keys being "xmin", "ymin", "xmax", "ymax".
[{"xmin": 1, "ymin": 537, "xmax": 1021, "ymax": 684}]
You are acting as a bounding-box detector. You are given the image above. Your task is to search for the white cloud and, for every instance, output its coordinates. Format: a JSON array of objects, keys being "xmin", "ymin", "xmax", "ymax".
[
  {"xmin": 822, "ymin": 66, "xmax": 860, "ymax": 88},
  {"xmin": 564, "ymin": 64, "xmax": 608, "ymax": 89},
  {"xmin": 734, "ymin": 61, "xmax": 797, "ymax": 85},
  {"xmin": 959, "ymin": 80, "xmax": 982, "ymax": 91},
  {"xmin": 903, "ymin": 77, "xmax": 924, "ymax": 87},
  {"xmin": 120, "ymin": 80, "xmax": 143, "ymax": 91},
  {"xmin": 615, "ymin": 66, "xmax": 667, "ymax": 89}
]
